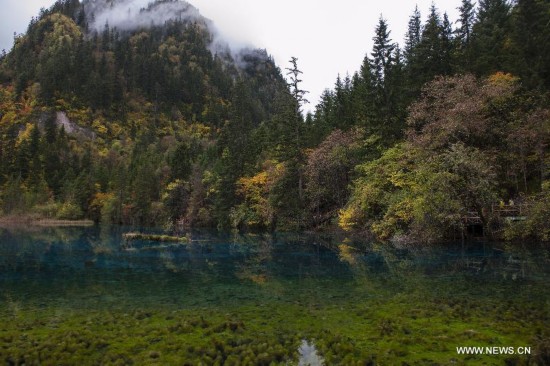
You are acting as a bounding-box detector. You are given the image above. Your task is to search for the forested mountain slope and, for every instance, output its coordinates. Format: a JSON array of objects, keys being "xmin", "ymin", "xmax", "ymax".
[
  {"xmin": 1, "ymin": 0, "xmax": 549, "ymax": 243},
  {"xmin": 0, "ymin": 0, "xmax": 287, "ymax": 228}
]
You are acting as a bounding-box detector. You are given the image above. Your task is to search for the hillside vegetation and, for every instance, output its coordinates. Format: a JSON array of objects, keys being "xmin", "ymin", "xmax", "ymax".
[{"xmin": 0, "ymin": 0, "xmax": 549, "ymax": 243}]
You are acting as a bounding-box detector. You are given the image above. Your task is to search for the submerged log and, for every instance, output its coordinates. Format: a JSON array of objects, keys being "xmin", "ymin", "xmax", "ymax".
[{"xmin": 122, "ymin": 232, "xmax": 189, "ymax": 243}]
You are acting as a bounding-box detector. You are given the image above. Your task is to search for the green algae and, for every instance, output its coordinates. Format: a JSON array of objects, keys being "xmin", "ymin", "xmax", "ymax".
[
  {"xmin": 0, "ymin": 227, "xmax": 549, "ymax": 365},
  {"xmin": 1, "ymin": 284, "xmax": 547, "ymax": 365},
  {"xmin": 122, "ymin": 232, "xmax": 190, "ymax": 244}
]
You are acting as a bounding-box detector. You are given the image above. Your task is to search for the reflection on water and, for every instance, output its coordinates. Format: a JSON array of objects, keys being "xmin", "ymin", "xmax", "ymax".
[
  {"xmin": 0, "ymin": 225, "xmax": 549, "ymax": 364},
  {"xmin": 298, "ymin": 340, "xmax": 325, "ymax": 366}
]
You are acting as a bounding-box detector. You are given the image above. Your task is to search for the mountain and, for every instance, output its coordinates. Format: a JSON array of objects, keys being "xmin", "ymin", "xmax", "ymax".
[
  {"xmin": 0, "ymin": 0, "xmax": 288, "ymax": 227},
  {"xmin": 2, "ymin": 0, "xmax": 283, "ymax": 120},
  {"xmin": 1, "ymin": 0, "xmax": 549, "ymax": 243}
]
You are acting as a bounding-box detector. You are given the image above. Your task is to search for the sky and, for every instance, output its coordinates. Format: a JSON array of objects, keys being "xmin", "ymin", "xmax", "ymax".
[{"xmin": 1, "ymin": 0, "xmax": 463, "ymax": 111}]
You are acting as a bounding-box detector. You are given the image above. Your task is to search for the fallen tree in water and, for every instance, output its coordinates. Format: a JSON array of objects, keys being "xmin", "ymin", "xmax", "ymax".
[{"xmin": 122, "ymin": 233, "xmax": 189, "ymax": 243}]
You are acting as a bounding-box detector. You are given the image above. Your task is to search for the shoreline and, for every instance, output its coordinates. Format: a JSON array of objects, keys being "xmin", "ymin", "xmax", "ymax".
[
  {"xmin": 0, "ymin": 215, "xmax": 94, "ymax": 227},
  {"xmin": 0, "ymin": 216, "xmax": 546, "ymax": 247}
]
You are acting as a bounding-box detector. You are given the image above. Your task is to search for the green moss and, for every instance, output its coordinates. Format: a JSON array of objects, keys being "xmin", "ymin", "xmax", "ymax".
[
  {"xmin": 0, "ymin": 290, "xmax": 545, "ymax": 365},
  {"xmin": 122, "ymin": 232, "xmax": 189, "ymax": 243},
  {"xmin": 0, "ymin": 246, "xmax": 547, "ymax": 365}
]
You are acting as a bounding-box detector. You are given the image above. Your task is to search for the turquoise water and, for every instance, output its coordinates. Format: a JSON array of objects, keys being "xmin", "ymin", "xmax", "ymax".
[{"xmin": 0, "ymin": 226, "xmax": 549, "ymax": 365}]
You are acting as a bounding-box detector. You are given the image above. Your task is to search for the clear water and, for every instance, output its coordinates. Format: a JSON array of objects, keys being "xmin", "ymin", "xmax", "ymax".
[{"xmin": 0, "ymin": 225, "xmax": 549, "ymax": 365}]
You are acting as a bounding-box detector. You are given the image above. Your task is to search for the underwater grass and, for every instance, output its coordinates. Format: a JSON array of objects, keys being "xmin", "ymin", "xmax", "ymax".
[
  {"xmin": 1, "ymin": 228, "xmax": 548, "ymax": 365},
  {"xmin": 122, "ymin": 232, "xmax": 189, "ymax": 243},
  {"xmin": 1, "ymin": 282, "xmax": 548, "ymax": 366}
]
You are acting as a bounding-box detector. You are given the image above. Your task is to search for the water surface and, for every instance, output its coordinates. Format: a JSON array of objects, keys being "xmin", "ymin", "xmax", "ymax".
[{"xmin": 1, "ymin": 226, "xmax": 549, "ymax": 365}]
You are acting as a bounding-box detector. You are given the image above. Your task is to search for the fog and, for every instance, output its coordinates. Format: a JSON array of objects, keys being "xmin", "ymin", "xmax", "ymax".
[
  {"xmin": 85, "ymin": 0, "xmax": 202, "ymax": 32},
  {"xmin": 84, "ymin": 0, "xmax": 255, "ymax": 62}
]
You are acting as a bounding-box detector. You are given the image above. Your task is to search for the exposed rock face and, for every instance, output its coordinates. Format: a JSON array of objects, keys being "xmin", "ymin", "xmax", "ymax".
[
  {"xmin": 37, "ymin": 111, "xmax": 96, "ymax": 140},
  {"xmin": 56, "ymin": 112, "xmax": 96, "ymax": 140}
]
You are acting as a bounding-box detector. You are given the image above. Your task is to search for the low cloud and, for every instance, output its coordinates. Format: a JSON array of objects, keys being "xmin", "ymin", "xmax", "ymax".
[
  {"xmin": 85, "ymin": 0, "xmax": 202, "ymax": 32},
  {"xmin": 84, "ymin": 0, "xmax": 256, "ymax": 62}
]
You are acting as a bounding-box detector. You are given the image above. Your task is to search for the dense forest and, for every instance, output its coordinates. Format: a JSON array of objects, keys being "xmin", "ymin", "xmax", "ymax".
[{"xmin": 0, "ymin": 0, "xmax": 549, "ymax": 244}]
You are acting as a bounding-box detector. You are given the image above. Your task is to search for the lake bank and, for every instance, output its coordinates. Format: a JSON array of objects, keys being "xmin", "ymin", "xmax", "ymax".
[{"xmin": 0, "ymin": 215, "xmax": 94, "ymax": 227}]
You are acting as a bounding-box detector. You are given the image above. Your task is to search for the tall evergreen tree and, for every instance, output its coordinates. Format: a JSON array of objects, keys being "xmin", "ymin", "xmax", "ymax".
[
  {"xmin": 404, "ymin": 5, "xmax": 422, "ymax": 63},
  {"xmin": 333, "ymin": 74, "xmax": 355, "ymax": 130},
  {"xmin": 368, "ymin": 17, "xmax": 405, "ymax": 142},
  {"xmin": 285, "ymin": 57, "xmax": 309, "ymax": 200},
  {"xmin": 511, "ymin": 0, "xmax": 550, "ymax": 89},
  {"xmin": 27, "ymin": 124, "xmax": 43, "ymax": 188},
  {"xmin": 470, "ymin": 0, "xmax": 513, "ymax": 75},
  {"xmin": 417, "ymin": 5, "xmax": 448, "ymax": 80},
  {"xmin": 457, "ymin": 0, "xmax": 476, "ymax": 47},
  {"xmin": 311, "ymin": 89, "xmax": 336, "ymax": 143},
  {"xmin": 403, "ymin": 6, "xmax": 425, "ymax": 101},
  {"xmin": 441, "ymin": 12, "xmax": 455, "ymax": 73},
  {"xmin": 455, "ymin": 0, "xmax": 476, "ymax": 71},
  {"xmin": 355, "ymin": 55, "xmax": 376, "ymax": 129},
  {"xmin": 370, "ymin": 16, "xmax": 396, "ymax": 87}
]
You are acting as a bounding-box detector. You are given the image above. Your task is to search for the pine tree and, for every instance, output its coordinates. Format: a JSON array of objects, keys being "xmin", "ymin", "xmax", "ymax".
[
  {"xmin": 310, "ymin": 89, "xmax": 336, "ymax": 143},
  {"xmin": 470, "ymin": 0, "xmax": 513, "ymax": 75},
  {"xmin": 441, "ymin": 12, "xmax": 455, "ymax": 74},
  {"xmin": 285, "ymin": 57, "xmax": 308, "ymax": 200},
  {"xmin": 15, "ymin": 136, "xmax": 31, "ymax": 181},
  {"xmin": 170, "ymin": 143, "xmax": 193, "ymax": 181},
  {"xmin": 1, "ymin": 124, "xmax": 19, "ymax": 180},
  {"xmin": 42, "ymin": 115, "xmax": 64, "ymax": 197},
  {"xmin": 511, "ymin": 0, "xmax": 550, "ymax": 89},
  {"xmin": 212, "ymin": 80, "xmax": 262, "ymax": 227},
  {"xmin": 385, "ymin": 44, "xmax": 406, "ymax": 140},
  {"xmin": 333, "ymin": 74, "xmax": 354, "ymax": 130},
  {"xmin": 353, "ymin": 55, "xmax": 377, "ymax": 132},
  {"xmin": 368, "ymin": 17, "xmax": 404, "ymax": 142},
  {"xmin": 457, "ymin": 0, "xmax": 476, "ymax": 47},
  {"xmin": 226, "ymin": 80, "xmax": 257, "ymax": 174},
  {"xmin": 370, "ymin": 16, "xmax": 396, "ymax": 88},
  {"xmin": 455, "ymin": 0, "xmax": 477, "ymax": 71},
  {"xmin": 403, "ymin": 6, "xmax": 424, "ymax": 101},
  {"xmin": 418, "ymin": 4, "xmax": 443, "ymax": 78},
  {"xmin": 27, "ymin": 124, "xmax": 43, "ymax": 189},
  {"xmin": 404, "ymin": 5, "xmax": 422, "ymax": 63}
]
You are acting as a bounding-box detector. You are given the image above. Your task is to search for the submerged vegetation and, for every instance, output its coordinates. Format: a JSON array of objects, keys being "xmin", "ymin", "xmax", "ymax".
[
  {"xmin": 0, "ymin": 0, "xmax": 549, "ymax": 243},
  {"xmin": 0, "ymin": 227, "xmax": 549, "ymax": 364},
  {"xmin": 3, "ymin": 293, "xmax": 548, "ymax": 365},
  {"xmin": 122, "ymin": 232, "xmax": 189, "ymax": 243}
]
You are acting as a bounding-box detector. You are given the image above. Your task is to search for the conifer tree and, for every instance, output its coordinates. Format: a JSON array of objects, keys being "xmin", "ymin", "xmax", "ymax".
[
  {"xmin": 370, "ymin": 17, "xmax": 396, "ymax": 88},
  {"xmin": 285, "ymin": 57, "xmax": 308, "ymax": 200},
  {"xmin": 27, "ymin": 124, "xmax": 43, "ymax": 189},
  {"xmin": 368, "ymin": 17, "xmax": 404, "ymax": 142},
  {"xmin": 404, "ymin": 5, "xmax": 422, "ymax": 63},
  {"xmin": 441, "ymin": 12, "xmax": 455, "ymax": 74},
  {"xmin": 311, "ymin": 89, "xmax": 336, "ymax": 142},
  {"xmin": 333, "ymin": 74, "xmax": 354, "ymax": 130},
  {"xmin": 403, "ymin": 6, "xmax": 425, "ymax": 100},
  {"xmin": 418, "ymin": 4, "xmax": 444, "ymax": 78},
  {"xmin": 470, "ymin": 0, "xmax": 513, "ymax": 75},
  {"xmin": 456, "ymin": 0, "xmax": 476, "ymax": 48},
  {"xmin": 454, "ymin": 0, "xmax": 477, "ymax": 71},
  {"xmin": 354, "ymin": 55, "xmax": 376, "ymax": 129},
  {"xmin": 511, "ymin": 0, "xmax": 550, "ymax": 89}
]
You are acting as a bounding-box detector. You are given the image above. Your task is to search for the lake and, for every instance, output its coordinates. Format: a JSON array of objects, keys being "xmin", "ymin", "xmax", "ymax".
[{"xmin": 0, "ymin": 226, "xmax": 548, "ymax": 365}]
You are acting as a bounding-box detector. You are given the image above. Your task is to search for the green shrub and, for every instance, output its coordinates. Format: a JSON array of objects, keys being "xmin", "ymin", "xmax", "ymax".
[
  {"xmin": 32, "ymin": 202, "xmax": 61, "ymax": 218},
  {"xmin": 505, "ymin": 187, "xmax": 550, "ymax": 242},
  {"xmin": 56, "ymin": 202, "xmax": 84, "ymax": 220}
]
